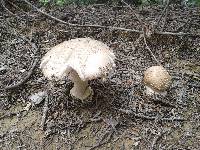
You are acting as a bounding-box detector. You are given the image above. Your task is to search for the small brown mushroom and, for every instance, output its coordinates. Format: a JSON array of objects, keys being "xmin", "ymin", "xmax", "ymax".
[
  {"xmin": 40, "ymin": 38, "xmax": 115, "ymax": 100},
  {"xmin": 143, "ymin": 66, "xmax": 171, "ymax": 95}
]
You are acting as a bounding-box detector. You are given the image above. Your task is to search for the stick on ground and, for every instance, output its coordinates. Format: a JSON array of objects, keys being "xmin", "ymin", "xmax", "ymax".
[
  {"xmin": 40, "ymin": 95, "xmax": 49, "ymax": 130},
  {"xmin": 22, "ymin": 0, "xmax": 199, "ymax": 37},
  {"xmin": 2, "ymin": 20, "xmax": 39, "ymax": 90}
]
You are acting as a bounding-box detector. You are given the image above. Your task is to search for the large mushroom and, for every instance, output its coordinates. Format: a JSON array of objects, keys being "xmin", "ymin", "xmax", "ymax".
[
  {"xmin": 143, "ymin": 66, "xmax": 171, "ymax": 95},
  {"xmin": 40, "ymin": 38, "xmax": 115, "ymax": 100}
]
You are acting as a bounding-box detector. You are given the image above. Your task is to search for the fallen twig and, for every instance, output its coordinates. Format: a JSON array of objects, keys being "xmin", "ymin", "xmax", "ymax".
[
  {"xmin": 7, "ymin": 0, "xmax": 29, "ymax": 15},
  {"xmin": 155, "ymin": 0, "xmax": 170, "ymax": 30},
  {"xmin": 22, "ymin": 0, "xmax": 199, "ymax": 37},
  {"xmin": 121, "ymin": 0, "xmax": 161, "ymax": 65},
  {"xmin": 5, "ymin": 58, "xmax": 38, "ymax": 90},
  {"xmin": 161, "ymin": 3, "xmax": 170, "ymax": 31},
  {"xmin": 40, "ymin": 94, "xmax": 49, "ymax": 130},
  {"xmin": 1, "ymin": 0, "xmax": 15, "ymax": 16},
  {"xmin": 22, "ymin": 0, "xmax": 142, "ymax": 33},
  {"xmin": 143, "ymin": 32, "xmax": 161, "ymax": 65},
  {"xmin": 4, "ymin": 57, "xmax": 38, "ymax": 90},
  {"xmin": 1, "ymin": 19, "xmax": 39, "ymax": 90},
  {"xmin": 156, "ymin": 31, "xmax": 196, "ymax": 36},
  {"xmin": 121, "ymin": 0, "xmax": 144, "ymax": 26},
  {"xmin": 176, "ymin": 8, "xmax": 192, "ymax": 32},
  {"xmin": 1, "ymin": 0, "xmax": 25, "ymax": 20}
]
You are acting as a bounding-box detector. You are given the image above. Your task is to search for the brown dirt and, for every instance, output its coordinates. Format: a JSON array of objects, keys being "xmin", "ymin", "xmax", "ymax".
[{"xmin": 0, "ymin": 2, "xmax": 200, "ymax": 150}]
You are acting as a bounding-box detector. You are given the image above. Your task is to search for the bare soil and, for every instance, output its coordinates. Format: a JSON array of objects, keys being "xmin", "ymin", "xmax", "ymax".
[{"xmin": 0, "ymin": 2, "xmax": 200, "ymax": 150}]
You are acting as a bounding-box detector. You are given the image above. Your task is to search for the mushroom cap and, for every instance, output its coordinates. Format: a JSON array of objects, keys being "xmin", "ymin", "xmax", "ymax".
[
  {"xmin": 40, "ymin": 38, "xmax": 115, "ymax": 81},
  {"xmin": 143, "ymin": 66, "xmax": 171, "ymax": 93}
]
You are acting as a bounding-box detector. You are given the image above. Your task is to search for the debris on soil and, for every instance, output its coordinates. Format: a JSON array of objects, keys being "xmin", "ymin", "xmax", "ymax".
[
  {"xmin": 0, "ymin": 1, "xmax": 200, "ymax": 150},
  {"xmin": 29, "ymin": 91, "xmax": 47, "ymax": 105}
]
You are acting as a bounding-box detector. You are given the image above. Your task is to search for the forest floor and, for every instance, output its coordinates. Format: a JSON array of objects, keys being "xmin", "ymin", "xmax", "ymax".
[{"xmin": 0, "ymin": 1, "xmax": 200, "ymax": 150}]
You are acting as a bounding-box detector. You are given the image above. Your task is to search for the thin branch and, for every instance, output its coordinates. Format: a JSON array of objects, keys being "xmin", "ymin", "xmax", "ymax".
[
  {"xmin": 4, "ymin": 35, "xmax": 39, "ymax": 90},
  {"xmin": 22, "ymin": 0, "xmax": 199, "ymax": 37},
  {"xmin": 5, "ymin": 58, "xmax": 38, "ymax": 90},
  {"xmin": 156, "ymin": 31, "xmax": 198, "ymax": 36},
  {"xmin": 121, "ymin": 0, "xmax": 161, "ymax": 65},
  {"xmin": 121, "ymin": 0, "xmax": 144, "ymax": 26},
  {"xmin": 40, "ymin": 94, "xmax": 49, "ymax": 130},
  {"xmin": 155, "ymin": 0, "xmax": 170, "ymax": 29},
  {"xmin": 22, "ymin": 0, "xmax": 142, "ymax": 33},
  {"xmin": 161, "ymin": 3, "xmax": 169, "ymax": 31},
  {"xmin": 176, "ymin": 8, "xmax": 192, "ymax": 33},
  {"xmin": 7, "ymin": 0, "xmax": 29, "ymax": 15},
  {"xmin": 1, "ymin": 0, "xmax": 26, "ymax": 20},
  {"xmin": 1, "ymin": 0, "xmax": 15, "ymax": 16},
  {"xmin": 143, "ymin": 32, "xmax": 161, "ymax": 65}
]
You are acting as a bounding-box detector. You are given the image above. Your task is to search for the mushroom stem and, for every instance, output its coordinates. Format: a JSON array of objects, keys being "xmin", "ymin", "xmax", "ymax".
[
  {"xmin": 146, "ymin": 86, "xmax": 155, "ymax": 95},
  {"xmin": 68, "ymin": 70, "xmax": 93, "ymax": 100},
  {"xmin": 146, "ymin": 86, "xmax": 167, "ymax": 96}
]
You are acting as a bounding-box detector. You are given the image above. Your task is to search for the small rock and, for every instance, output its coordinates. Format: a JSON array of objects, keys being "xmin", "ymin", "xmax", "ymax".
[
  {"xmin": 24, "ymin": 102, "xmax": 32, "ymax": 111},
  {"xmin": 0, "ymin": 66, "xmax": 6, "ymax": 71},
  {"xmin": 133, "ymin": 141, "xmax": 140, "ymax": 147},
  {"xmin": 29, "ymin": 91, "xmax": 47, "ymax": 105},
  {"xmin": 20, "ymin": 69, "xmax": 26, "ymax": 73},
  {"xmin": 0, "ymin": 66, "xmax": 7, "ymax": 74}
]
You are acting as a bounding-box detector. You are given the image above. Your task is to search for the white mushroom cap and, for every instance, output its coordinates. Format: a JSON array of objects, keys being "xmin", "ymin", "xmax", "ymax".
[
  {"xmin": 143, "ymin": 66, "xmax": 171, "ymax": 95},
  {"xmin": 40, "ymin": 38, "xmax": 115, "ymax": 81},
  {"xmin": 40, "ymin": 38, "xmax": 115, "ymax": 100}
]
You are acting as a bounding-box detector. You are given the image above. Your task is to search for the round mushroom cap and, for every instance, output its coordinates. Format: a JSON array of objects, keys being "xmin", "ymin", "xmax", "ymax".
[
  {"xmin": 143, "ymin": 66, "xmax": 171, "ymax": 93},
  {"xmin": 40, "ymin": 38, "xmax": 115, "ymax": 81}
]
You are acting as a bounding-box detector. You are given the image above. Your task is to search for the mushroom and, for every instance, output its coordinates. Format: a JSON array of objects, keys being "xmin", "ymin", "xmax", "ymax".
[
  {"xmin": 143, "ymin": 66, "xmax": 171, "ymax": 95},
  {"xmin": 40, "ymin": 38, "xmax": 115, "ymax": 100}
]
